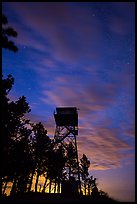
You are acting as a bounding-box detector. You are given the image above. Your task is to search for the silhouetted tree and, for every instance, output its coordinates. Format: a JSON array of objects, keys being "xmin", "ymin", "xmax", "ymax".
[
  {"xmin": 2, "ymin": 75, "xmax": 31, "ymax": 192},
  {"xmin": 10, "ymin": 126, "xmax": 33, "ymax": 195},
  {"xmin": 86, "ymin": 175, "xmax": 93, "ymax": 196},
  {"xmin": 65, "ymin": 143, "xmax": 78, "ymax": 180},
  {"xmin": 45, "ymin": 144, "xmax": 66, "ymax": 193},
  {"xmin": 14, "ymin": 127, "xmax": 34, "ymax": 194},
  {"xmin": 54, "ymin": 145, "xmax": 66, "ymax": 193},
  {"xmin": 32, "ymin": 122, "xmax": 51, "ymax": 192},
  {"xmin": 2, "ymin": 14, "xmax": 18, "ymax": 52},
  {"xmin": 80, "ymin": 154, "xmax": 90, "ymax": 195},
  {"xmin": 2, "ymin": 17, "xmax": 33, "ymax": 195}
]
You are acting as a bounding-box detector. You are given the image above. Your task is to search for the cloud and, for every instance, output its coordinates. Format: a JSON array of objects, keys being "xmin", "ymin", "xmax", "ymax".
[
  {"xmin": 39, "ymin": 66, "xmax": 134, "ymax": 128},
  {"xmin": 4, "ymin": 2, "xmax": 103, "ymax": 63},
  {"xmin": 3, "ymin": 2, "xmax": 134, "ymax": 67},
  {"xmin": 78, "ymin": 125, "xmax": 133, "ymax": 170},
  {"xmin": 40, "ymin": 73, "xmax": 121, "ymax": 111}
]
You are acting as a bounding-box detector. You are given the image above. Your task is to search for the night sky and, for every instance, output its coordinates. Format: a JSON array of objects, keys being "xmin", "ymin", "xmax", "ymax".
[{"xmin": 2, "ymin": 2, "xmax": 135, "ymax": 202}]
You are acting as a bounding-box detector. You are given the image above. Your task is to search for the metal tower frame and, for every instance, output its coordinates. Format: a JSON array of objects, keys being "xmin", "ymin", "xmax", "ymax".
[{"xmin": 54, "ymin": 107, "xmax": 81, "ymax": 194}]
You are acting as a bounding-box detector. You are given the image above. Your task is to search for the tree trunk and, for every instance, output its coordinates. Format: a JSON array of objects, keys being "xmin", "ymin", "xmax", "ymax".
[
  {"xmin": 49, "ymin": 179, "xmax": 52, "ymax": 193},
  {"xmin": 35, "ymin": 172, "xmax": 40, "ymax": 192},
  {"xmin": 54, "ymin": 179, "xmax": 57, "ymax": 193},
  {"xmin": 39, "ymin": 184, "xmax": 42, "ymax": 192},
  {"xmin": 84, "ymin": 182, "xmax": 86, "ymax": 195},
  {"xmin": 2, "ymin": 180, "xmax": 8, "ymax": 195},
  {"xmin": 10, "ymin": 177, "xmax": 18, "ymax": 195},
  {"xmin": 42, "ymin": 176, "xmax": 48, "ymax": 193},
  {"xmin": 57, "ymin": 178, "xmax": 60, "ymax": 193},
  {"xmin": 88, "ymin": 183, "xmax": 90, "ymax": 196},
  {"xmin": 17, "ymin": 175, "xmax": 29, "ymax": 193},
  {"xmin": 28, "ymin": 170, "xmax": 35, "ymax": 192}
]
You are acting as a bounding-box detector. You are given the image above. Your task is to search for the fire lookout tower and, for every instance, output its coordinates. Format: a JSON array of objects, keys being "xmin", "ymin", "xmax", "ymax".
[{"xmin": 54, "ymin": 107, "xmax": 81, "ymax": 194}]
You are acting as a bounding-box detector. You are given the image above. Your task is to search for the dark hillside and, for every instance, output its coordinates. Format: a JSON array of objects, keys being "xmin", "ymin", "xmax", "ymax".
[{"xmin": 2, "ymin": 192, "xmax": 119, "ymax": 204}]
